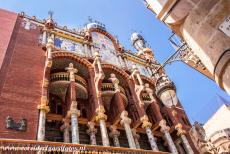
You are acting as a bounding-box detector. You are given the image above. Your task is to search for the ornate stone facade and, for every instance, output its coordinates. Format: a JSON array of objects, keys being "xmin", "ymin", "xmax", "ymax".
[{"xmin": 0, "ymin": 8, "xmax": 198, "ymax": 153}]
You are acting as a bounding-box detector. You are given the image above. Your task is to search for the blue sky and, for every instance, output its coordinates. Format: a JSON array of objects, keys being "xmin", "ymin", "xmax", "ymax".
[{"xmin": 1, "ymin": 0, "xmax": 229, "ymax": 124}]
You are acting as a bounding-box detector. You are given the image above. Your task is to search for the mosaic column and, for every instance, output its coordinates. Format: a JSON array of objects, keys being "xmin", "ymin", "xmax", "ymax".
[
  {"xmin": 61, "ymin": 119, "xmax": 70, "ymax": 143},
  {"xmin": 37, "ymin": 96, "xmax": 50, "ymax": 141},
  {"xmin": 132, "ymin": 129, "xmax": 141, "ymax": 149},
  {"xmin": 141, "ymin": 115, "xmax": 159, "ymax": 151},
  {"xmin": 175, "ymin": 123, "xmax": 194, "ymax": 154},
  {"xmin": 69, "ymin": 101, "xmax": 80, "ymax": 144},
  {"xmin": 109, "ymin": 125, "xmax": 120, "ymax": 147},
  {"xmin": 120, "ymin": 111, "xmax": 136, "ymax": 149},
  {"xmin": 65, "ymin": 63, "xmax": 80, "ymax": 144},
  {"xmin": 159, "ymin": 120, "xmax": 178, "ymax": 154},
  {"xmin": 87, "ymin": 121, "xmax": 97, "ymax": 145},
  {"xmin": 95, "ymin": 106, "xmax": 110, "ymax": 146}
]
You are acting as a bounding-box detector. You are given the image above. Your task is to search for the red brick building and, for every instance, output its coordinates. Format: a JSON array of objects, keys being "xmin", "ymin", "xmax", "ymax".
[{"xmin": 0, "ymin": 8, "xmax": 198, "ymax": 153}]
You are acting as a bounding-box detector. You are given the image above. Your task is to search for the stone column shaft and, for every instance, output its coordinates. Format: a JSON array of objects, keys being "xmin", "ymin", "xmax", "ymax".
[
  {"xmin": 164, "ymin": 131, "xmax": 178, "ymax": 154},
  {"xmin": 99, "ymin": 119, "xmax": 110, "ymax": 146},
  {"xmin": 109, "ymin": 126, "xmax": 121, "ymax": 147},
  {"xmin": 95, "ymin": 106, "xmax": 110, "ymax": 146},
  {"xmin": 87, "ymin": 121, "xmax": 97, "ymax": 145},
  {"xmin": 141, "ymin": 116, "xmax": 158, "ymax": 151},
  {"xmin": 159, "ymin": 120, "xmax": 178, "ymax": 154},
  {"xmin": 120, "ymin": 111, "xmax": 136, "ymax": 149},
  {"xmin": 181, "ymin": 134, "xmax": 194, "ymax": 154},
  {"xmin": 37, "ymin": 110, "xmax": 46, "ymax": 141},
  {"xmin": 123, "ymin": 123, "xmax": 136, "ymax": 149},
  {"xmin": 175, "ymin": 123, "xmax": 194, "ymax": 154},
  {"xmin": 63, "ymin": 126, "xmax": 70, "ymax": 143},
  {"xmin": 146, "ymin": 127, "xmax": 158, "ymax": 151},
  {"xmin": 89, "ymin": 132, "xmax": 97, "ymax": 145},
  {"xmin": 71, "ymin": 113, "xmax": 79, "ymax": 144},
  {"xmin": 132, "ymin": 129, "xmax": 141, "ymax": 149},
  {"xmin": 112, "ymin": 134, "xmax": 120, "ymax": 147}
]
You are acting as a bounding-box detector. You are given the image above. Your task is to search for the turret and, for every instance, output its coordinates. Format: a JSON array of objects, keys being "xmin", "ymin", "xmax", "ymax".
[{"xmin": 130, "ymin": 32, "xmax": 154, "ymax": 61}]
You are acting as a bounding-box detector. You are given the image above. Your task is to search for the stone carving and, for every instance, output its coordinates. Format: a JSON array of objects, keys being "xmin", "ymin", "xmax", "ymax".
[
  {"xmin": 109, "ymin": 73, "xmax": 120, "ymax": 93},
  {"xmin": 109, "ymin": 125, "xmax": 120, "ymax": 147},
  {"xmin": 131, "ymin": 64, "xmax": 145, "ymax": 107},
  {"xmin": 65, "ymin": 63, "xmax": 78, "ymax": 82},
  {"xmin": 93, "ymin": 51, "xmax": 105, "ymax": 97},
  {"xmin": 6, "ymin": 116, "xmax": 27, "ymax": 131},
  {"xmin": 190, "ymin": 122, "xmax": 218, "ymax": 154}
]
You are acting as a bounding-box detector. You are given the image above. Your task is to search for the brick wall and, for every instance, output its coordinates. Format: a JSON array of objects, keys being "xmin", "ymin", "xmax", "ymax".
[{"xmin": 0, "ymin": 10, "xmax": 45, "ymax": 140}]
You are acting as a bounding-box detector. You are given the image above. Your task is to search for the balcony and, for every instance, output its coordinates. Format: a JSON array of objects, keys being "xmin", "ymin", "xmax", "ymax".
[
  {"xmin": 0, "ymin": 139, "xmax": 169, "ymax": 154},
  {"xmin": 101, "ymin": 83, "xmax": 128, "ymax": 105},
  {"xmin": 50, "ymin": 72, "xmax": 87, "ymax": 88},
  {"xmin": 49, "ymin": 72, "xmax": 88, "ymax": 99}
]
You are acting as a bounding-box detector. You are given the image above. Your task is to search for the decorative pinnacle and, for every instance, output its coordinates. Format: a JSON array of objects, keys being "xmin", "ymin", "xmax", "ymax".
[{"xmin": 48, "ymin": 11, "xmax": 53, "ymax": 19}]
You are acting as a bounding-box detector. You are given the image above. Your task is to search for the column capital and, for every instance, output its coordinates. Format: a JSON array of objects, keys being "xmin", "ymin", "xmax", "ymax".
[
  {"xmin": 109, "ymin": 125, "xmax": 120, "ymax": 137},
  {"xmin": 159, "ymin": 119, "xmax": 170, "ymax": 132},
  {"xmin": 87, "ymin": 121, "xmax": 97, "ymax": 135},
  {"xmin": 37, "ymin": 96, "xmax": 50, "ymax": 113},
  {"xmin": 140, "ymin": 115, "xmax": 152, "ymax": 129},
  {"xmin": 175, "ymin": 123, "xmax": 186, "ymax": 136},
  {"xmin": 95, "ymin": 106, "xmax": 107, "ymax": 121},
  {"xmin": 120, "ymin": 111, "xmax": 132, "ymax": 125}
]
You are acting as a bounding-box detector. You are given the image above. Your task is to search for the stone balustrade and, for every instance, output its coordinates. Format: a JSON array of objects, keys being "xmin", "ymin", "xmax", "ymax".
[
  {"xmin": 50, "ymin": 72, "xmax": 87, "ymax": 88},
  {"xmin": 101, "ymin": 83, "xmax": 126, "ymax": 95}
]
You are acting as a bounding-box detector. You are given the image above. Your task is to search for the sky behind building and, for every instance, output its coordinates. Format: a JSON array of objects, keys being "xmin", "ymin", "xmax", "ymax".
[{"xmin": 1, "ymin": 0, "xmax": 229, "ymax": 124}]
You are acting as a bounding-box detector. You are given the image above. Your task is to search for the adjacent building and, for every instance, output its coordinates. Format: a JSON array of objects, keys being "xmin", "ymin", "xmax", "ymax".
[
  {"xmin": 143, "ymin": 0, "xmax": 230, "ymax": 95},
  {"xmin": 190, "ymin": 97, "xmax": 230, "ymax": 153}
]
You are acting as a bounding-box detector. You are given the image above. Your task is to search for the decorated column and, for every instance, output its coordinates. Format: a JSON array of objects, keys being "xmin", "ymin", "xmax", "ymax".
[
  {"xmin": 120, "ymin": 111, "xmax": 136, "ymax": 149},
  {"xmin": 159, "ymin": 120, "xmax": 178, "ymax": 154},
  {"xmin": 95, "ymin": 106, "xmax": 110, "ymax": 146},
  {"xmin": 87, "ymin": 121, "xmax": 97, "ymax": 145},
  {"xmin": 109, "ymin": 125, "xmax": 120, "ymax": 147},
  {"xmin": 37, "ymin": 96, "xmax": 50, "ymax": 141},
  {"xmin": 37, "ymin": 37, "xmax": 53, "ymax": 141},
  {"xmin": 140, "ymin": 115, "xmax": 158, "ymax": 151},
  {"xmin": 69, "ymin": 101, "xmax": 80, "ymax": 144},
  {"xmin": 175, "ymin": 123, "xmax": 194, "ymax": 154},
  {"xmin": 65, "ymin": 63, "xmax": 80, "ymax": 144},
  {"xmin": 132, "ymin": 129, "xmax": 141, "ymax": 149},
  {"xmin": 60, "ymin": 119, "xmax": 70, "ymax": 143}
]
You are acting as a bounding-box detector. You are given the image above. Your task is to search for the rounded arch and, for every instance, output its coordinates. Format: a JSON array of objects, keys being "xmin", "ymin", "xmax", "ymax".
[
  {"xmin": 52, "ymin": 51, "xmax": 93, "ymax": 70},
  {"xmin": 102, "ymin": 63, "xmax": 130, "ymax": 81},
  {"xmin": 141, "ymin": 75, "xmax": 156, "ymax": 89},
  {"xmin": 89, "ymin": 28, "xmax": 122, "ymax": 53}
]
